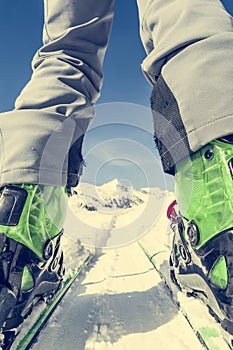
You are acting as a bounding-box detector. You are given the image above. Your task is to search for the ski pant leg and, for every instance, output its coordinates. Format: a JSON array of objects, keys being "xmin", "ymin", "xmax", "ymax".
[
  {"xmin": 137, "ymin": 0, "xmax": 233, "ymax": 174},
  {"xmin": 0, "ymin": 0, "xmax": 114, "ymax": 187}
]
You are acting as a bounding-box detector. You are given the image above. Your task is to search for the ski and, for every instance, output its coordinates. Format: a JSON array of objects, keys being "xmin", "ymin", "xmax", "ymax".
[
  {"xmin": 138, "ymin": 201, "xmax": 232, "ymax": 350},
  {"xmin": 7, "ymin": 237, "xmax": 93, "ymax": 350}
]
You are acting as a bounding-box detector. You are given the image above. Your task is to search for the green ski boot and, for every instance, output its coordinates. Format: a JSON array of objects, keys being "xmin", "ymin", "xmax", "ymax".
[
  {"xmin": 0, "ymin": 184, "xmax": 67, "ymax": 349},
  {"xmin": 169, "ymin": 137, "xmax": 233, "ymax": 335}
]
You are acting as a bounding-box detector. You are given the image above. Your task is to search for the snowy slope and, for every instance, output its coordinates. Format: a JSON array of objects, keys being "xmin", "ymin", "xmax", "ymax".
[
  {"xmin": 65, "ymin": 180, "xmax": 169, "ymax": 248},
  {"xmin": 32, "ymin": 181, "xmax": 205, "ymax": 350}
]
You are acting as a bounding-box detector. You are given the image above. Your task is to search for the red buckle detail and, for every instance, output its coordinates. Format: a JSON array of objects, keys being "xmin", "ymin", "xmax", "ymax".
[{"xmin": 167, "ymin": 200, "xmax": 177, "ymax": 221}]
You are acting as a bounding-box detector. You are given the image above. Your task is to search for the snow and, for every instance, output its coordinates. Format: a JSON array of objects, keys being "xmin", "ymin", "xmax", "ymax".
[
  {"xmin": 32, "ymin": 181, "xmax": 206, "ymax": 349},
  {"xmin": 64, "ymin": 181, "xmax": 169, "ymax": 248}
]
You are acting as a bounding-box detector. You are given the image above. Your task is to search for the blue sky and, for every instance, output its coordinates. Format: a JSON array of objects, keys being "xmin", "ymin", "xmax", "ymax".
[{"xmin": 1, "ymin": 1, "xmax": 233, "ymax": 190}]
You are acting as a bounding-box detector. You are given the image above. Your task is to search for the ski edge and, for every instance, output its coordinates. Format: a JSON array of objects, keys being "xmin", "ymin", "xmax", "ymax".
[
  {"xmin": 138, "ymin": 241, "xmax": 232, "ymax": 350},
  {"xmin": 14, "ymin": 251, "xmax": 93, "ymax": 350}
]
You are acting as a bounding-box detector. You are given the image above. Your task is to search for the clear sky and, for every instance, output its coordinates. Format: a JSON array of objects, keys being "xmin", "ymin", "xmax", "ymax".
[{"xmin": 1, "ymin": 1, "xmax": 233, "ymax": 190}]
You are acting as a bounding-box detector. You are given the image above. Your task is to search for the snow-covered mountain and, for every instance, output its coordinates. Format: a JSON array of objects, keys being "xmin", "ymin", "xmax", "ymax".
[
  {"xmin": 65, "ymin": 179, "xmax": 172, "ymax": 249},
  {"xmin": 70, "ymin": 178, "xmax": 167, "ymax": 211}
]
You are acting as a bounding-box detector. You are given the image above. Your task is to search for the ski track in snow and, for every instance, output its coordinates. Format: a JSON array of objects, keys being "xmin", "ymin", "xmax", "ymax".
[
  {"xmin": 32, "ymin": 245, "xmax": 203, "ymax": 350},
  {"xmin": 32, "ymin": 182, "xmax": 204, "ymax": 350}
]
